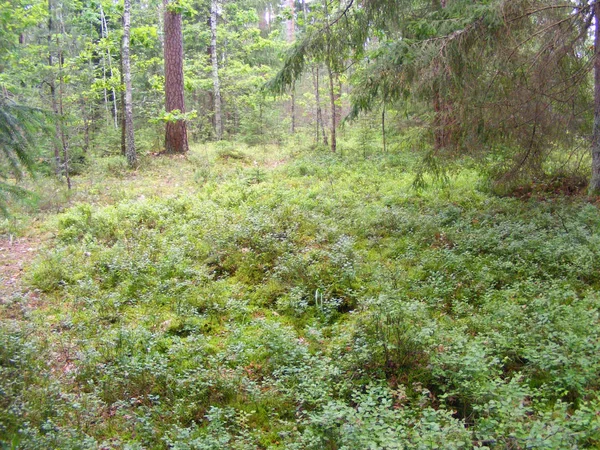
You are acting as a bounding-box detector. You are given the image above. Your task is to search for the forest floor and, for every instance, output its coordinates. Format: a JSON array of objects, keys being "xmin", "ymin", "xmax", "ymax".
[
  {"xmin": 0, "ymin": 236, "xmax": 43, "ymax": 316},
  {"xmin": 0, "ymin": 236, "xmax": 36, "ymax": 294},
  {"xmin": 1, "ymin": 141, "xmax": 600, "ymax": 449}
]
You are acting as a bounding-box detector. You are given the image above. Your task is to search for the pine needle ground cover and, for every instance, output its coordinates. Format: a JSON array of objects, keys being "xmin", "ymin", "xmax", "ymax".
[{"xmin": 2, "ymin": 144, "xmax": 600, "ymax": 449}]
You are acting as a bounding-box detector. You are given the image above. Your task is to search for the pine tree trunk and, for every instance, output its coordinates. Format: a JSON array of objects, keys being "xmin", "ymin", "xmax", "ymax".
[
  {"xmin": 123, "ymin": 0, "xmax": 137, "ymax": 167},
  {"xmin": 163, "ymin": 0, "xmax": 189, "ymax": 153},
  {"xmin": 210, "ymin": 0, "xmax": 223, "ymax": 141},
  {"xmin": 591, "ymin": 3, "xmax": 600, "ymax": 194}
]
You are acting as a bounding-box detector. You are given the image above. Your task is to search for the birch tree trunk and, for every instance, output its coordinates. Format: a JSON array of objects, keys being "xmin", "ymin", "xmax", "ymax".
[
  {"xmin": 120, "ymin": 51, "xmax": 126, "ymax": 156},
  {"xmin": 210, "ymin": 0, "xmax": 223, "ymax": 141},
  {"xmin": 99, "ymin": 5, "xmax": 118, "ymax": 129},
  {"xmin": 123, "ymin": 0, "xmax": 137, "ymax": 167},
  {"xmin": 163, "ymin": 0, "xmax": 189, "ymax": 153}
]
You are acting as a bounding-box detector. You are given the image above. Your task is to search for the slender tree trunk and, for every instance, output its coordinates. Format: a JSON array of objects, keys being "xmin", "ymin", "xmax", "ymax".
[
  {"xmin": 47, "ymin": 0, "xmax": 61, "ymax": 176},
  {"xmin": 83, "ymin": 103, "xmax": 90, "ymax": 154},
  {"xmin": 312, "ymin": 66, "xmax": 327, "ymax": 146},
  {"xmin": 286, "ymin": 0, "xmax": 295, "ymax": 41},
  {"xmin": 123, "ymin": 0, "xmax": 137, "ymax": 167},
  {"xmin": 312, "ymin": 66, "xmax": 326, "ymax": 146},
  {"xmin": 312, "ymin": 68, "xmax": 318, "ymax": 144},
  {"xmin": 591, "ymin": 4, "xmax": 600, "ymax": 193},
  {"xmin": 57, "ymin": 36, "xmax": 71, "ymax": 190},
  {"xmin": 334, "ymin": 77, "xmax": 342, "ymax": 128},
  {"xmin": 99, "ymin": 5, "xmax": 119, "ymax": 129},
  {"xmin": 99, "ymin": 5, "xmax": 111, "ymax": 126},
  {"xmin": 210, "ymin": 0, "xmax": 223, "ymax": 141},
  {"xmin": 290, "ymin": 82, "xmax": 296, "ymax": 134},
  {"xmin": 326, "ymin": 63, "xmax": 336, "ymax": 152},
  {"xmin": 382, "ymin": 102, "xmax": 386, "ymax": 153},
  {"xmin": 120, "ymin": 53, "xmax": 126, "ymax": 156},
  {"xmin": 163, "ymin": 0, "xmax": 189, "ymax": 153},
  {"xmin": 323, "ymin": 0, "xmax": 336, "ymax": 152}
]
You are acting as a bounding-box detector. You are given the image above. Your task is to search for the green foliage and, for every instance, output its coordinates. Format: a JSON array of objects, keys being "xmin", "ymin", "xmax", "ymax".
[
  {"xmin": 0, "ymin": 98, "xmax": 46, "ymax": 214},
  {"xmin": 3, "ymin": 147, "xmax": 600, "ymax": 447}
]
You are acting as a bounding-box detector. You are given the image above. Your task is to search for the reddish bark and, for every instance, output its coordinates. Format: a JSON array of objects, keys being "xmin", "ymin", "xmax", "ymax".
[{"xmin": 163, "ymin": 1, "xmax": 188, "ymax": 154}]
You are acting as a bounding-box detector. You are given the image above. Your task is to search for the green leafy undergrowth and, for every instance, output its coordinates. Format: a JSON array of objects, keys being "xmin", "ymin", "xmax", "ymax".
[{"xmin": 3, "ymin": 147, "xmax": 600, "ymax": 448}]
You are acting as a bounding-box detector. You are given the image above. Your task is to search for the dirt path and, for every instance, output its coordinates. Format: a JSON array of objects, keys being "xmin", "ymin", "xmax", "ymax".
[{"xmin": 0, "ymin": 236, "xmax": 40, "ymax": 306}]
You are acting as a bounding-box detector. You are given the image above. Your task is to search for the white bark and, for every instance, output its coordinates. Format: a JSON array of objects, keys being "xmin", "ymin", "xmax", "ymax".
[{"xmin": 123, "ymin": 0, "xmax": 137, "ymax": 167}]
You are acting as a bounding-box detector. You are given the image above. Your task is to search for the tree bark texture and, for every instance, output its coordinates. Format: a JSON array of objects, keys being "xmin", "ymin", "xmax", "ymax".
[
  {"xmin": 327, "ymin": 61, "xmax": 336, "ymax": 153},
  {"xmin": 210, "ymin": 0, "xmax": 223, "ymax": 141},
  {"xmin": 57, "ymin": 36, "xmax": 71, "ymax": 190},
  {"xmin": 47, "ymin": 0, "xmax": 61, "ymax": 176},
  {"xmin": 120, "ymin": 52, "xmax": 126, "ymax": 156},
  {"xmin": 123, "ymin": 0, "xmax": 137, "ymax": 167},
  {"xmin": 163, "ymin": 0, "xmax": 189, "ymax": 153},
  {"xmin": 591, "ymin": 3, "xmax": 600, "ymax": 193},
  {"xmin": 323, "ymin": 0, "xmax": 336, "ymax": 152}
]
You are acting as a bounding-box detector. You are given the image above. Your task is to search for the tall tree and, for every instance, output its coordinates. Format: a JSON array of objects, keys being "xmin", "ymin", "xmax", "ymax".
[
  {"xmin": 323, "ymin": 0, "xmax": 336, "ymax": 153},
  {"xmin": 47, "ymin": 0, "xmax": 61, "ymax": 175},
  {"xmin": 122, "ymin": 0, "xmax": 136, "ymax": 167},
  {"xmin": 163, "ymin": 0, "xmax": 188, "ymax": 153},
  {"xmin": 590, "ymin": 3, "xmax": 600, "ymax": 193},
  {"xmin": 57, "ymin": 34, "xmax": 71, "ymax": 190},
  {"xmin": 210, "ymin": 0, "xmax": 223, "ymax": 141}
]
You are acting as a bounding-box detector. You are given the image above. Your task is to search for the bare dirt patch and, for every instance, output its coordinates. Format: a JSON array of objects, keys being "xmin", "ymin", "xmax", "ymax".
[{"xmin": 0, "ymin": 236, "xmax": 42, "ymax": 315}]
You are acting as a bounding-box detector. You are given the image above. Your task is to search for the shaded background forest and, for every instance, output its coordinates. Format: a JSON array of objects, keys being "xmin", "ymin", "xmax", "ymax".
[{"xmin": 1, "ymin": 0, "xmax": 598, "ymax": 197}]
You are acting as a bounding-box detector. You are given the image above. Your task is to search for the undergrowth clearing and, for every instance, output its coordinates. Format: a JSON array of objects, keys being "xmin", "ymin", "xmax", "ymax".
[{"xmin": 2, "ymin": 143, "xmax": 600, "ymax": 449}]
